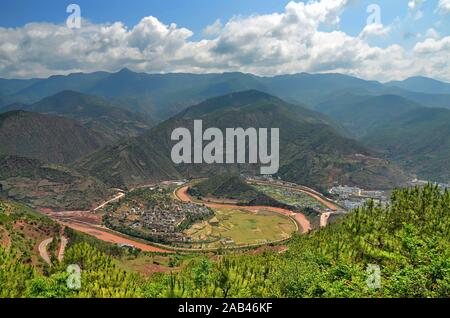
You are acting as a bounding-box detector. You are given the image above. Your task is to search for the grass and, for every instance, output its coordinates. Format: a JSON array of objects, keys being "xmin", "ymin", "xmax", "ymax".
[
  {"xmin": 184, "ymin": 208, "xmax": 296, "ymax": 248},
  {"xmin": 252, "ymin": 184, "xmax": 326, "ymax": 209}
]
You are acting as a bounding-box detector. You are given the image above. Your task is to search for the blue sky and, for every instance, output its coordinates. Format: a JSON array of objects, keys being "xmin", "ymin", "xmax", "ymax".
[
  {"xmin": 1, "ymin": 0, "xmax": 448, "ymax": 44},
  {"xmin": 0, "ymin": 0, "xmax": 288, "ymax": 32},
  {"xmin": 0, "ymin": 0, "xmax": 449, "ymax": 80}
]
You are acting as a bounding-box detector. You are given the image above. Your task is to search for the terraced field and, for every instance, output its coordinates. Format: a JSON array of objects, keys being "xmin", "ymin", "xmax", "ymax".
[
  {"xmin": 251, "ymin": 183, "xmax": 327, "ymax": 210},
  {"xmin": 184, "ymin": 208, "xmax": 296, "ymax": 249}
]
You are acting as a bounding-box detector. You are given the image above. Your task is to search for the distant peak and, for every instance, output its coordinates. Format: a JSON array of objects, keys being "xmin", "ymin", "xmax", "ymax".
[
  {"xmin": 49, "ymin": 90, "xmax": 86, "ymax": 98},
  {"xmin": 116, "ymin": 67, "xmax": 134, "ymax": 74},
  {"xmin": 227, "ymin": 89, "xmax": 276, "ymax": 99}
]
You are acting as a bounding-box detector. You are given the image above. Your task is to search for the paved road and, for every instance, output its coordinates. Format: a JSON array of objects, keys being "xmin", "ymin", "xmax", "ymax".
[{"xmin": 38, "ymin": 237, "xmax": 53, "ymax": 265}]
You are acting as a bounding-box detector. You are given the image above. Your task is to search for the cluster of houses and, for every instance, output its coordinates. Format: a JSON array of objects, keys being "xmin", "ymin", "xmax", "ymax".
[
  {"xmin": 116, "ymin": 200, "xmax": 212, "ymax": 242},
  {"xmin": 330, "ymin": 185, "xmax": 389, "ymax": 210},
  {"xmin": 409, "ymin": 178, "xmax": 450, "ymax": 191}
]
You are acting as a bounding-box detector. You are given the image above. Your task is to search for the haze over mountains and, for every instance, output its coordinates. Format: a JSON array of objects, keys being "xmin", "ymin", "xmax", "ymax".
[
  {"xmin": 1, "ymin": 69, "xmax": 450, "ymax": 209},
  {"xmin": 2, "ymin": 69, "xmax": 450, "ymax": 120}
]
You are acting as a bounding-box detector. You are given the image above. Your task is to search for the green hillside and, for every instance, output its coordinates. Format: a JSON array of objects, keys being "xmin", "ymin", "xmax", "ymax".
[
  {"xmin": 76, "ymin": 90, "xmax": 407, "ymax": 191},
  {"xmin": 0, "ymin": 200, "xmax": 60, "ymax": 269},
  {"xmin": 0, "ymin": 155, "xmax": 111, "ymax": 210},
  {"xmin": 315, "ymin": 94, "xmax": 450, "ymax": 182},
  {"xmin": 315, "ymin": 94, "xmax": 421, "ymax": 138},
  {"xmin": 0, "ymin": 111, "xmax": 107, "ymax": 164},
  {"xmin": 363, "ymin": 107, "xmax": 450, "ymax": 182},
  {"xmin": 1, "ymin": 91, "xmax": 154, "ymax": 143},
  {"xmin": 188, "ymin": 174, "xmax": 267, "ymax": 202},
  {"xmin": 1, "ymin": 185, "xmax": 448, "ymax": 298}
]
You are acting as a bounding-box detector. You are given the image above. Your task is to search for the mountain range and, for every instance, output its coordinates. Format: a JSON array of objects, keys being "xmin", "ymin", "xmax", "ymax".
[
  {"xmin": 1, "ymin": 69, "xmax": 450, "ymax": 209},
  {"xmin": 2, "ymin": 69, "xmax": 450, "ymax": 121},
  {"xmin": 76, "ymin": 90, "xmax": 407, "ymax": 192}
]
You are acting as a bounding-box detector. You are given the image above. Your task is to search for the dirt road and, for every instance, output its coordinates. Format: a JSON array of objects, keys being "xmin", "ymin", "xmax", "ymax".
[
  {"xmin": 60, "ymin": 221, "xmax": 170, "ymax": 253},
  {"xmin": 38, "ymin": 238, "xmax": 53, "ymax": 265},
  {"xmin": 320, "ymin": 212, "xmax": 332, "ymax": 227},
  {"xmin": 175, "ymin": 186, "xmax": 311, "ymax": 234},
  {"xmin": 58, "ymin": 236, "xmax": 68, "ymax": 262},
  {"xmin": 93, "ymin": 192, "xmax": 125, "ymax": 211}
]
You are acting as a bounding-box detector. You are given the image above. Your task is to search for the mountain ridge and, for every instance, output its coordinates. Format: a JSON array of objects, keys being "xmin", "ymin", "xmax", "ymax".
[
  {"xmin": 76, "ymin": 90, "xmax": 408, "ymax": 191},
  {"xmin": 2, "ymin": 70, "xmax": 450, "ymax": 120}
]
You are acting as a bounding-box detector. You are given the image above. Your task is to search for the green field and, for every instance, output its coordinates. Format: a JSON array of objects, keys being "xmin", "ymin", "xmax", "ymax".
[
  {"xmin": 251, "ymin": 184, "xmax": 326, "ymax": 210},
  {"xmin": 184, "ymin": 208, "xmax": 296, "ymax": 248}
]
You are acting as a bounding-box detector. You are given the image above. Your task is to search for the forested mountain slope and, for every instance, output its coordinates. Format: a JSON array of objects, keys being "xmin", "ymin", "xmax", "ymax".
[{"xmin": 1, "ymin": 185, "xmax": 448, "ymax": 298}]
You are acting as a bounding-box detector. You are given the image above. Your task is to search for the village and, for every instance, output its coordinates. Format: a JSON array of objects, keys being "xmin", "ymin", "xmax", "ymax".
[
  {"xmin": 329, "ymin": 185, "xmax": 389, "ymax": 210},
  {"xmin": 104, "ymin": 186, "xmax": 213, "ymax": 243}
]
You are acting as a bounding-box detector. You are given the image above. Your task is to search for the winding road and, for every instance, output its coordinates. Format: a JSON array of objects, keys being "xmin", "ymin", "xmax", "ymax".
[
  {"xmin": 39, "ymin": 235, "xmax": 69, "ymax": 265},
  {"xmin": 45, "ymin": 179, "xmax": 335, "ymax": 254},
  {"xmin": 175, "ymin": 186, "xmax": 312, "ymax": 234},
  {"xmin": 38, "ymin": 238, "xmax": 53, "ymax": 265}
]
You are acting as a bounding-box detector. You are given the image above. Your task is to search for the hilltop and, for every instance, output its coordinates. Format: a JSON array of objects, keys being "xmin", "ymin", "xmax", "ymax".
[
  {"xmin": 76, "ymin": 90, "xmax": 408, "ymax": 191},
  {"xmin": 188, "ymin": 174, "xmax": 268, "ymax": 202}
]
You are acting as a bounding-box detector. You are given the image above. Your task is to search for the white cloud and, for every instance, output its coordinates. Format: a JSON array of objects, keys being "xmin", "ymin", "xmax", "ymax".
[
  {"xmin": 359, "ymin": 23, "xmax": 391, "ymax": 38},
  {"xmin": 203, "ymin": 19, "xmax": 222, "ymax": 37},
  {"xmin": 425, "ymin": 28, "xmax": 440, "ymax": 39},
  {"xmin": 436, "ymin": 0, "xmax": 450, "ymax": 14},
  {"xmin": 414, "ymin": 10, "xmax": 424, "ymax": 20},
  {"xmin": 0, "ymin": 0, "xmax": 449, "ymax": 81},
  {"xmin": 408, "ymin": 0, "xmax": 425, "ymax": 11},
  {"xmin": 408, "ymin": 0, "xmax": 425, "ymax": 20}
]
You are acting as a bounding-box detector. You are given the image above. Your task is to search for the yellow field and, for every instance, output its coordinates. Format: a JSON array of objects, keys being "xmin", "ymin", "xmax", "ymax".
[{"xmin": 184, "ymin": 208, "xmax": 296, "ymax": 248}]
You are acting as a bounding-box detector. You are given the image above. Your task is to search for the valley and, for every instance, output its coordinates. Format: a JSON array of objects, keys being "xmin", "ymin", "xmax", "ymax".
[
  {"xmin": 37, "ymin": 176, "xmax": 339, "ymax": 253},
  {"xmin": 1, "ymin": 68, "xmax": 449, "ymax": 299}
]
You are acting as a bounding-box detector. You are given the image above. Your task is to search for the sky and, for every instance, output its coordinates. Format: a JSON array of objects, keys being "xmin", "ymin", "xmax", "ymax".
[{"xmin": 0, "ymin": 0, "xmax": 449, "ymax": 81}]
